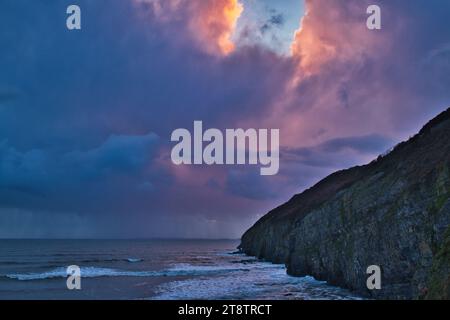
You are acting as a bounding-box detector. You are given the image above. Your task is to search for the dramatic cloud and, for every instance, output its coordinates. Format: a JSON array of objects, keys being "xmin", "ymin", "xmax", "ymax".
[
  {"xmin": 138, "ymin": 0, "xmax": 243, "ymax": 55},
  {"xmin": 1, "ymin": 0, "xmax": 449, "ymax": 238},
  {"xmin": 282, "ymin": 134, "xmax": 394, "ymax": 169},
  {"xmin": 0, "ymin": 133, "xmax": 160, "ymax": 213}
]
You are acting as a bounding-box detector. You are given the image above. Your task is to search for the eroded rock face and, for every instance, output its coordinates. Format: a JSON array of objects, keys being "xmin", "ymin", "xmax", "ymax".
[{"xmin": 239, "ymin": 108, "xmax": 450, "ymax": 299}]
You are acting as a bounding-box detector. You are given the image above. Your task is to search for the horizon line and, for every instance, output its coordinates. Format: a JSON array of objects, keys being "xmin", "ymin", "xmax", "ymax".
[{"xmin": 0, "ymin": 237, "xmax": 241, "ymax": 241}]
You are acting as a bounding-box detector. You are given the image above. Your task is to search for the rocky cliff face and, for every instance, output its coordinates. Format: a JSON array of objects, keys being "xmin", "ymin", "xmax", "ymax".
[{"xmin": 239, "ymin": 108, "xmax": 450, "ymax": 299}]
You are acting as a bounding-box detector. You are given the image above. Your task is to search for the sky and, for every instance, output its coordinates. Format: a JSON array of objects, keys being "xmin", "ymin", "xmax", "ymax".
[
  {"xmin": 235, "ymin": 0, "xmax": 304, "ymax": 54},
  {"xmin": 0, "ymin": 0, "xmax": 450, "ymax": 238}
]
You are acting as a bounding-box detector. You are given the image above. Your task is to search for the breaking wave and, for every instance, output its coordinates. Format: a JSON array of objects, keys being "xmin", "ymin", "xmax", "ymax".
[{"xmin": 4, "ymin": 263, "xmax": 251, "ymax": 281}]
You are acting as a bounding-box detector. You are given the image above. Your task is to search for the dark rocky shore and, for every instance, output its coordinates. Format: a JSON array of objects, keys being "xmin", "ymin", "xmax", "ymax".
[{"xmin": 239, "ymin": 108, "xmax": 450, "ymax": 299}]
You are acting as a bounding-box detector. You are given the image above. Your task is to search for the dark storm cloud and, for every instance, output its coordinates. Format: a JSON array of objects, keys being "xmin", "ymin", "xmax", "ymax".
[
  {"xmin": 320, "ymin": 135, "xmax": 394, "ymax": 154},
  {"xmin": 282, "ymin": 134, "xmax": 394, "ymax": 168},
  {"xmin": 0, "ymin": 0, "xmax": 291, "ymax": 237},
  {"xmin": 225, "ymin": 169, "xmax": 279, "ymax": 200},
  {"xmin": 0, "ymin": 133, "xmax": 160, "ymax": 212}
]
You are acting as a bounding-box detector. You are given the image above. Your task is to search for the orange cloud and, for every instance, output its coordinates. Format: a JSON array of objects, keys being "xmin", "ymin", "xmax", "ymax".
[
  {"xmin": 191, "ymin": 0, "xmax": 244, "ymax": 55},
  {"xmin": 141, "ymin": 0, "xmax": 243, "ymax": 55}
]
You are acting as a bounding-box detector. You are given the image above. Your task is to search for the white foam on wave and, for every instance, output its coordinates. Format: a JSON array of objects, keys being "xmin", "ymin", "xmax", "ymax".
[
  {"xmin": 152, "ymin": 261, "xmax": 363, "ymax": 300},
  {"xmin": 4, "ymin": 251, "xmax": 364, "ymax": 300},
  {"xmin": 4, "ymin": 263, "xmax": 252, "ymax": 281},
  {"xmin": 5, "ymin": 267, "xmax": 160, "ymax": 281},
  {"xmin": 166, "ymin": 263, "xmax": 250, "ymax": 273}
]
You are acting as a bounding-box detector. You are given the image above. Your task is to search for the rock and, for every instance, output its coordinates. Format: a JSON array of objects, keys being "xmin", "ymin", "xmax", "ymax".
[{"xmin": 239, "ymin": 108, "xmax": 450, "ymax": 299}]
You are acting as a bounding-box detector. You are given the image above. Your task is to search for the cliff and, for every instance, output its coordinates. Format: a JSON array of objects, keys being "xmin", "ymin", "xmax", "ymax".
[{"xmin": 239, "ymin": 108, "xmax": 450, "ymax": 299}]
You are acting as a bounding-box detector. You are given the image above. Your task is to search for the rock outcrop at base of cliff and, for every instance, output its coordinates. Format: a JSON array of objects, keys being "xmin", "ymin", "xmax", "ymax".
[{"xmin": 239, "ymin": 108, "xmax": 450, "ymax": 299}]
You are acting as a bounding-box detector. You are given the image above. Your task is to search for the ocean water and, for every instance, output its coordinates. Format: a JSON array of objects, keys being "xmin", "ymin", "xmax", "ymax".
[{"xmin": 0, "ymin": 240, "xmax": 361, "ymax": 300}]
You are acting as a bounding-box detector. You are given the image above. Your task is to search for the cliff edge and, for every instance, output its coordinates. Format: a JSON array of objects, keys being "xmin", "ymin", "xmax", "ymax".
[{"xmin": 239, "ymin": 108, "xmax": 450, "ymax": 299}]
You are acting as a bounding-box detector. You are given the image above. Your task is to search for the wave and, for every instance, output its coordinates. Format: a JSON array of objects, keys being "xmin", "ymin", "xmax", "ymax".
[
  {"xmin": 1, "ymin": 257, "xmax": 144, "ymax": 267},
  {"xmin": 5, "ymin": 267, "xmax": 145, "ymax": 281},
  {"xmin": 152, "ymin": 267, "xmax": 362, "ymax": 300},
  {"xmin": 4, "ymin": 263, "xmax": 250, "ymax": 281},
  {"xmin": 78, "ymin": 258, "xmax": 143, "ymax": 263}
]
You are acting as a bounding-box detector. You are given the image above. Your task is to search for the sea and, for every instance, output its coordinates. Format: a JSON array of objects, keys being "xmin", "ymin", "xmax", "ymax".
[{"xmin": 0, "ymin": 239, "xmax": 362, "ymax": 300}]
